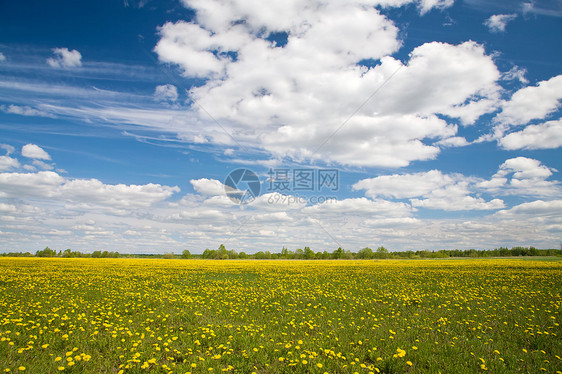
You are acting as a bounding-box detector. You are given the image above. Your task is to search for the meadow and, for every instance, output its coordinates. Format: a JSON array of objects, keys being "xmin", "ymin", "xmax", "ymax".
[{"xmin": 0, "ymin": 258, "xmax": 560, "ymax": 373}]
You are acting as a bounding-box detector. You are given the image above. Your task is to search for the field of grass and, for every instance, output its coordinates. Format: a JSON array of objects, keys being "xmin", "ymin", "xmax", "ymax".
[{"xmin": 0, "ymin": 258, "xmax": 560, "ymax": 373}]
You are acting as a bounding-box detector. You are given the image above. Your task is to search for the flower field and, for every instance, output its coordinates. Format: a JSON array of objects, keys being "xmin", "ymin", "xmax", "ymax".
[{"xmin": 0, "ymin": 258, "xmax": 560, "ymax": 373}]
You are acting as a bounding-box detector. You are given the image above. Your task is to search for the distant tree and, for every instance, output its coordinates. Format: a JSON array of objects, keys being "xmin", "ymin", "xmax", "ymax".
[
  {"xmin": 303, "ymin": 246, "xmax": 315, "ymax": 259},
  {"xmin": 254, "ymin": 251, "xmax": 266, "ymax": 259},
  {"xmin": 202, "ymin": 249, "xmax": 216, "ymax": 259},
  {"xmin": 36, "ymin": 246, "xmax": 57, "ymax": 257},
  {"xmin": 315, "ymin": 251, "xmax": 323, "ymax": 259},
  {"xmin": 332, "ymin": 247, "xmax": 344, "ymax": 259},
  {"xmin": 357, "ymin": 247, "xmax": 374, "ymax": 259},
  {"xmin": 238, "ymin": 251, "xmax": 249, "ymax": 259},
  {"xmin": 181, "ymin": 250, "xmax": 192, "ymax": 259},
  {"xmin": 217, "ymin": 244, "xmax": 229, "ymax": 259},
  {"xmin": 294, "ymin": 248, "xmax": 304, "ymax": 259},
  {"xmin": 280, "ymin": 247, "xmax": 289, "ymax": 258},
  {"xmin": 374, "ymin": 246, "xmax": 389, "ymax": 259},
  {"xmin": 163, "ymin": 252, "xmax": 175, "ymax": 259}
]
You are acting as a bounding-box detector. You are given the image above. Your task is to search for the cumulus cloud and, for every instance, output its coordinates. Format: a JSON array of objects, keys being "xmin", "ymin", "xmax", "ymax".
[
  {"xmin": 0, "ymin": 52, "xmax": 5, "ymax": 62},
  {"xmin": 21, "ymin": 144, "xmax": 51, "ymax": 160},
  {"xmin": 479, "ymin": 157, "xmax": 560, "ymax": 197},
  {"xmin": 495, "ymin": 199, "xmax": 562, "ymax": 218},
  {"xmin": 190, "ymin": 178, "xmax": 227, "ymax": 196},
  {"xmin": 0, "ymin": 156, "xmax": 20, "ymax": 171},
  {"xmin": 484, "ymin": 14, "xmax": 517, "ymax": 33},
  {"xmin": 154, "ymin": 84, "xmax": 178, "ymax": 102},
  {"xmin": 156, "ymin": 0, "xmax": 500, "ymax": 167},
  {"xmin": 32, "ymin": 160, "xmax": 54, "ymax": 170},
  {"xmin": 0, "ymin": 170, "xmax": 179, "ymax": 209},
  {"xmin": 499, "ymin": 119, "xmax": 562, "ymax": 150},
  {"xmin": 353, "ymin": 170, "xmax": 455, "ymax": 199},
  {"xmin": 410, "ymin": 184, "xmax": 505, "ymax": 211},
  {"xmin": 46, "ymin": 47, "xmax": 82, "ymax": 68},
  {"xmin": 353, "ymin": 170, "xmax": 504, "ymax": 211},
  {"xmin": 495, "ymin": 75, "xmax": 562, "ymax": 126},
  {"xmin": 0, "ymin": 171, "xmax": 64, "ymax": 198},
  {"xmin": 59, "ymin": 179, "xmax": 179, "ymax": 209},
  {"xmin": 302, "ymin": 197, "xmax": 412, "ymax": 217}
]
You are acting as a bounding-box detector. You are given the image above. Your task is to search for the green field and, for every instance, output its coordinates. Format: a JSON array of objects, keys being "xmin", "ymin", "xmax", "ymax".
[{"xmin": 0, "ymin": 258, "xmax": 560, "ymax": 373}]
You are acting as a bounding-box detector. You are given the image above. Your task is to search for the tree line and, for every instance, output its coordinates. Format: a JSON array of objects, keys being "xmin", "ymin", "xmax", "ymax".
[
  {"xmin": 0, "ymin": 245, "xmax": 560, "ymax": 259},
  {"xmin": 199, "ymin": 245, "xmax": 562, "ymax": 260}
]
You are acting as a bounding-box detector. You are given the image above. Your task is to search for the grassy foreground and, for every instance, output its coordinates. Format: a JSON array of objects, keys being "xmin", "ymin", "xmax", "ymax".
[{"xmin": 0, "ymin": 258, "xmax": 560, "ymax": 373}]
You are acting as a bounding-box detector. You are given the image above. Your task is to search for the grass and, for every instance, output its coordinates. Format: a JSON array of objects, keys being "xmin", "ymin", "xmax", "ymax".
[{"xmin": 0, "ymin": 258, "xmax": 560, "ymax": 373}]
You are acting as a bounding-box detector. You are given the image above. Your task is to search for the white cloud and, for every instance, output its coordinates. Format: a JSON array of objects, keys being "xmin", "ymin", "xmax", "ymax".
[
  {"xmin": 190, "ymin": 178, "xmax": 227, "ymax": 196},
  {"xmin": 302, "ymin": 197, "xmax": 412, "ymax": 217},
  {"xmin": 417, "ymin": 0, "xmax": 454, "ymax": 14},
  {"xmin": 46, "ymin": 48, "xmax": 82, "ymax": 68},
  {"xmin": 0, "ymin": 203, "xmax": 17, "ymax": 214},
  {"xmin": 353, "ymin": 170, "xmax": 455, "ymax": 199},
  {"xmin": 495, "ymin": 75, "xmax": 562, "ymax": 126},
  {"xmin": 32, "ymin": 160, "xmax": 54, "ymax": 170},
  {"xmin": 410, "ymin": 183, "xmax": 505, "ymax": 211},
  {"xmin": 0, "ymin": 171, "xmax": 64, "ymax": 198},
  {"xmin": 152, "ymin": 0, "xmax": 501, "ymax": 167},
  {"xmin": 0, "ymin": 52, "xmax": 5, "ymax": 62},
  {"xmin": 252, "ymin": 211, "xmax": 293, "ymax": 223},
  {"xmin": 21, "ymin": 144, "xmax": 51, "ymax": 160},
  {"xmin": 484, "ymin": 14, "xmax": 517, "ymax": 33},
  {"xmin": 0, "ymin": 170, "xmax": 179, "ymax": 210},
  {"xmin": 436, "ymin": 136, "xmax": 469, "ymax": 147},
  {"xmin": 479, "ymin": 157, "xmax": 560, "ymax": 197},
  {"xmin": 495, "ymin": 199, "xmax": 562, "ymax": 218},
  {"xmin": 154, "ymin": 84, "xmax": 178, "ymax": 102},
  {"xmin": 502, "ymin": 65, "xmax": 528, "ymax": 84},
  {"xmin": 1, "ymin": 104, "xmax": 55, "ymax": 118},
  {"xmin": 498, "ymin": 157, "xmax": 553, "ymax": 180},
  {"xmin": 353, "ymin": 170, "xmax": 504, "ymax": 211},
  {"xmin": 60, "ymin": 179, "xmax": 179, "ymax": 209},
  {"xmin": 0, "ymin": 156, "xmax": 20, "ymax": 171},
  {"xmin": 499, "ymin": 119, "xmax": 562, "ymax": 150},
  {"xmin": 0, "ymin": 144, "xmax": 15, "ymax": 155}
]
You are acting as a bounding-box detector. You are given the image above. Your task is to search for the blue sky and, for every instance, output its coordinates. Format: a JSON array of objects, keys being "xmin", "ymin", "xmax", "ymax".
[{"xmin": 0, "ymin": 0, "xmax": 561, "ymax": 254}]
